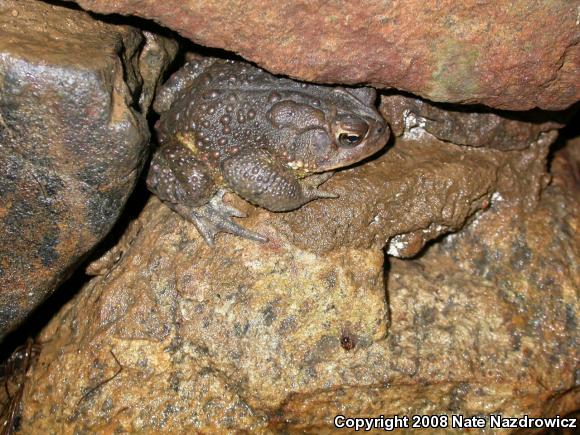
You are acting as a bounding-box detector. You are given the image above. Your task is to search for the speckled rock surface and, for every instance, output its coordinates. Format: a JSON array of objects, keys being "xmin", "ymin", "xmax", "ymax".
[
  {"xmin": 0, "ymin": 0, "xmax": 176, "ymax": 338},
  {"xmin": 15, "ymin": 122, "xmax": 577, "ymax": 433},
  {"xmin": 20, "ymin": 202, "xmax": 389, "ymax": 432},
  {"xmin": 64, "ymin": 0, "xmax": 579, "ymax": 111}
]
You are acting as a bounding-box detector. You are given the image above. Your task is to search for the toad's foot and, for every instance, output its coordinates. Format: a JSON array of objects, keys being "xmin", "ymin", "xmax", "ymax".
[
  {"xmin": 171, "ymin": 190, "xmax": 268, "ymax": 246},
  {"xmin": 300, "ymin": 172, "xmax": 338, "ymax": 200}
]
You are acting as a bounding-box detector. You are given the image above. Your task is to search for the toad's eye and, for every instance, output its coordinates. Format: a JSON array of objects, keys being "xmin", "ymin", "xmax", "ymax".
[
  {"xmin": 336, "ymin": 115, "xmax": 369, "ymax": 148},
  {"xmin": 338, "ymin": 133, "xmax": 363, "ymax": 148}
]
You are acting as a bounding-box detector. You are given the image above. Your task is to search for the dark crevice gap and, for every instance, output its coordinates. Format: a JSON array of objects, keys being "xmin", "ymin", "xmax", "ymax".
[{"xmin": 547, "ymin": 107, "xmax": 580, "ymax": 174}]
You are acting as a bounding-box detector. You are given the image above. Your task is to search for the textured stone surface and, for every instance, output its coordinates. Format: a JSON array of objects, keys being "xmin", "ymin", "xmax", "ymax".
[
  {"xmin": 0, "ymin": 0, "xmax": 176, "ymax": 338},
  {"xmin": 381, "ymin": 93, "xmax": 567, "ymax": 150},
  {"xmin": 14, "ymin": 122, "xmax": 577, "ymax": 433},
  {"xmin": 138, "ymin": 31, "xmax": 179, "ymax": 113},
  {"xmin": 20, "ymin": 201, "xmax": 389, "ymax": 432},
  {"xmin": 65, "ymin": 0, "xmax": 580, "ymax": 110}
]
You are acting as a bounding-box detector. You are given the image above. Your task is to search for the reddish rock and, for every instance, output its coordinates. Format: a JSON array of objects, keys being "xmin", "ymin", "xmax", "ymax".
[
  {"xmin": 0, "ymin": 0, "xmax": 176, "ymax": 338},
  {"xmin": 64, "ymin": 0, "xmax": 579, "ymax": 110}
]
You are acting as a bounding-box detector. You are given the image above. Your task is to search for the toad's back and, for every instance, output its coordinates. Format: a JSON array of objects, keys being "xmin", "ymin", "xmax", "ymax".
[{"xmin": 155, "ymin": 58, "xmax": 384, "ymax": 166}]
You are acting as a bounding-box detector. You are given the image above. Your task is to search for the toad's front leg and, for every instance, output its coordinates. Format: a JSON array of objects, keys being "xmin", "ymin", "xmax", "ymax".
[
  {"xmin": 147, "ymin": 143, "xmax": 266, "ymax": 245},
  {"xmin": 221, "ymin": 148, "xmax": 337, "ymax": 212}
]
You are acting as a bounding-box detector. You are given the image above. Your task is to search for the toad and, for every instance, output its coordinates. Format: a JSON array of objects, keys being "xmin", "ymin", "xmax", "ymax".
[{"xmin": 147, "ymin": 57, "xmax": 389, "ymax": 245}]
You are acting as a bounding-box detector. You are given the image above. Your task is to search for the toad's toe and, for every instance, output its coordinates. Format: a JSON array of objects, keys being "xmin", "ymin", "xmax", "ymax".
[{"xmin": 171, "ymin": 192, "xmax": 267, "ymax": 246}]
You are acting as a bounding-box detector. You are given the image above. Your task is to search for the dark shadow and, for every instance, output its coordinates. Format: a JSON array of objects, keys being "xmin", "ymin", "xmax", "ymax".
[
  {"xmin": 547, "ymin": 107, "xmax": 580, "ymax": 174},
  {"xmin": 382, "ymin": 254, "xmax": 392, "ymax": 335}
]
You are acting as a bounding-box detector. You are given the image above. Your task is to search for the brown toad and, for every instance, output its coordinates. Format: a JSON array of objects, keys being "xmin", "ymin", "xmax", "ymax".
[{"xmin": 147, "ymin": 57, "xmax": 389, "ymax": 245}]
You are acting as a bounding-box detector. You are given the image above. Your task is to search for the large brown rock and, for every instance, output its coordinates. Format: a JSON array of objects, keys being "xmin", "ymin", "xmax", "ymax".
[
  {"xmin": 14, "ymin": 109, "xmax": 575, "ymax": 432},
  {"xmin": 64, "ymin": 0, "xmax": 579, "ymax": 110},
  {"xmin": 0, "ymin": 0, "xmax": 176, "ymax": 338}
]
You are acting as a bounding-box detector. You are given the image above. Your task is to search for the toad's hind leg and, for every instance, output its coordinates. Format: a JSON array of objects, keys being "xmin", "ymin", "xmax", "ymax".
[{"xmin": 147, "ymin": 143, "xmax": 266, "ymax": 245}]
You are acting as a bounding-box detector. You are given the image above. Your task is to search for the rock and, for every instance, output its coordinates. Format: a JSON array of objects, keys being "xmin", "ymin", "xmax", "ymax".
[
  {"xmin": 138, "ymin": 31, "xmax": 180, "ymax": 113},
  {"xmin": 0, "ymin": 0, "xmax": 176, "ymax": 338},
  {"xmin": 63, "ymin": 0, "xmax": 579, "ymax": 110},
  {"xmin": 20, "ymin": 201, "xmax": 389, "ymax": 432},
  {"xmin": 278, "ymin": 136, "xmax": 579, "ymax": 424},
  {"xmin": 380, "ymin": 93, "xmax": 568, "ymax": 150},
  {"xmin": 272, "ymin": 137, "xmax": 497, "ymax": 256},
  {"xmin": 16, "ymin": 111, "xmax": 576, "ymax": 433}
]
